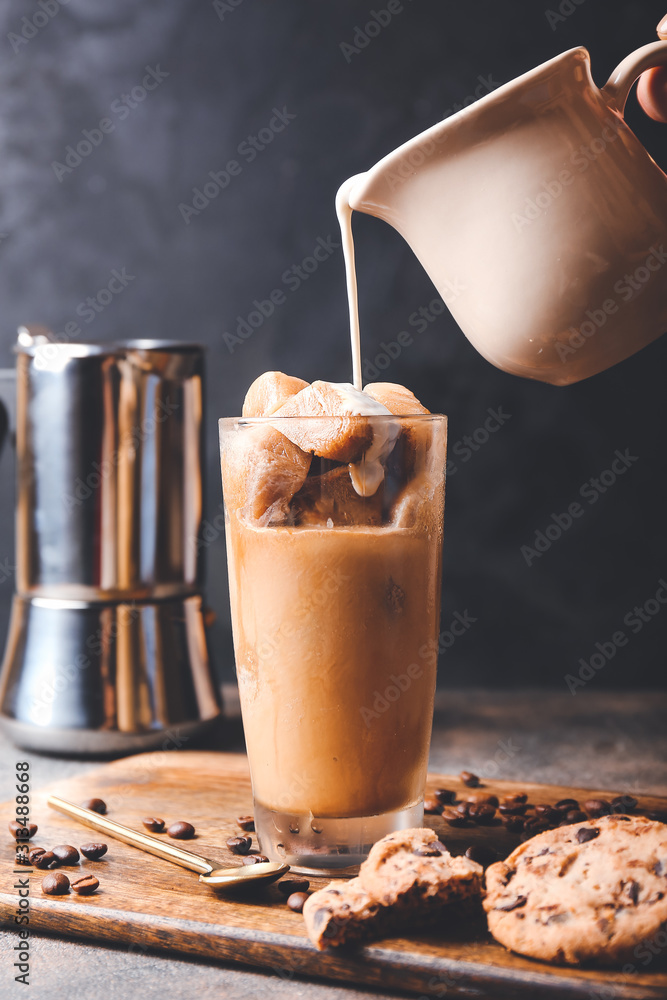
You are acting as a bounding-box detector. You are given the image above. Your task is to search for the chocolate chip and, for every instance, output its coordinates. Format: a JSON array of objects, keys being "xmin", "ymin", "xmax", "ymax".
[
  {"xmin": 51, "ymin": 845, "xmax": 80, "ymax": 865},
  {"xmin": 8, "ymin": 821, "xmax": 37, "ymax": 840},
  {"xmin": 80, "ymin": 843, "xmax": 107, "ymax": 861},
  {"xmin": 653, "ymin": 860, "xmax": 664, "ymax": 876},
  {"xmin": 576, "ymin": 827, "xmax": 600, "ymax": 844},
  {"xmin": 42, "ymin": 872, "xmax": 69, "ymax": 895},
  {"xmin": 71, "ymin": 875, "xmax": 99, "ymax": 895},
  {"xmin": 278, "ymin": 878, "xmax": 310, "ymax": 896},
  {"xmin": 627, "ymin": 880, "xmax": 640, "ymax": 905},
  {"xmin": 313, "ymin": 907, "xmax": 333, "ymax": 930},
  {"xmin": 423, "ymin": 797, "xmax": 442, "ymax": 814},
  {"xmin": 441, "ymin": 807, "xmax": 468, "ymax": 827},
  {"xmin": 81, "ymin": 798, "xmax": 107, "ymax": 815},
  {"xmin": 584, "ymin": 798, "xmax": 611, "ymax": 818},
  {"xmin": 612, "ymin": 795, "xmax": 638, "ymax": 814},
  {"xmin": 413, "ymin": 844, "xmax": 442, "ymax": 857},
  {"xmin": 433, "ymin": 788, "xmax": 456, "ymax": 805},
  {"xmin": 142, "ymin": 818, "xmax": 165, "ymax": 833},
  {"xmin": 469, "ymin": 803, "xmax": 496, "ymax": 825},
  {"xmin": 496, "ymin": 895, "xmax": 526, "ymax": 911},
  {"xmin": 226, "ymin": 836, "xmax": 252, "ymax": 855},
  {"xmin": 465, "ymin": 845, "xmax": 500, "ymax": 867},
  {"xmin": 33, "ymin": 850, "xmax": 59, "ymax": 870},
  {"xmin": 168, "ymin": 822, "xmax": 195, "ymax": 840},
  {"xmin": 460, "ymin": 771, "xmax": 480, "ymax": 787},
  {"xmin": 555, "ymin": 798, "xmax": 579, "ymax": 812},
  {"xmin": 236, "ymin": 816, "xmax": 255, "ymax": 832},
  {"xmin": 242, "ymin": 854, "xmax": 270, "ymax": 865},
  {"xmin": 287, "ymin": 892, "xmax": 309, "ymax": 913}
]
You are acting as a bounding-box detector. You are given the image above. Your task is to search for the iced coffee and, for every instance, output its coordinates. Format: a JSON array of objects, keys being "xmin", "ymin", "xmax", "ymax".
[{"xmin": 220, "ymin": 373, "xmax": 447, "ymax": 873}]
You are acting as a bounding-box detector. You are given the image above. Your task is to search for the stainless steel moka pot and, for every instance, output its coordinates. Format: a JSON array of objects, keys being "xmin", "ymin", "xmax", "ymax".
[{"xmin": 0, "ymin": 329, "xmax": 221, "ymax": 754}]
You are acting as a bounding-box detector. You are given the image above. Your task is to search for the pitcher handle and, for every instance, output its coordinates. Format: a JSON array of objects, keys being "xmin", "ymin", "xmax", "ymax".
[{"xmin": 602, "ymin": 40, "xmax": 667, "ymax": 113}]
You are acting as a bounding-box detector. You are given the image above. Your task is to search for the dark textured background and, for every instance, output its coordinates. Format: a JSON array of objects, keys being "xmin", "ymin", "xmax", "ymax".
[{"xmin": 0, "ymin": 0, "xmax": 665, "ymax": 690}]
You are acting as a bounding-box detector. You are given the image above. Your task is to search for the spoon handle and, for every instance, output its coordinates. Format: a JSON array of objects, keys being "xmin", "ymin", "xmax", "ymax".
[{"xmin": 47, "ymin": 795, "xmax": 214, "ymax": 875}]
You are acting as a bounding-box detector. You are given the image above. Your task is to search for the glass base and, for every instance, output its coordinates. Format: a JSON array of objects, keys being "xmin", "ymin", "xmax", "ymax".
[{"xmin": 254, "ymin": 800, "xmax": 424, "ymax": 876}]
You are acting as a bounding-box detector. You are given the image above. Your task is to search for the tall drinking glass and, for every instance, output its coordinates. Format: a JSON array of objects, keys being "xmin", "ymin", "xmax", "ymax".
[{"xmin": 219, "ymin": 413, "xmax": 447, "ymax": 874}]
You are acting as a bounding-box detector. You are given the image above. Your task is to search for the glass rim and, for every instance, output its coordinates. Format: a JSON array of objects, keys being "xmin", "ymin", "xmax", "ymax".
[{"xmin": 219, "ymin": 413, "xmax": 447, "ymax": 427}]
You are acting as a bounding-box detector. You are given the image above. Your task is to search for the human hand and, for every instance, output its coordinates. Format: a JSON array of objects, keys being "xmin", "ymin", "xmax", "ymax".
[{"xmin": 636, "ymin": 16, "xmax": 667, "ymax": 122}]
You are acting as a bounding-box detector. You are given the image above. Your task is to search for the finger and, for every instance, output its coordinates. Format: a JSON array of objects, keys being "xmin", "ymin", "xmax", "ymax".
[{"xmin": 637, "ymin": 66, "xmax": 667, "ymax": 123}]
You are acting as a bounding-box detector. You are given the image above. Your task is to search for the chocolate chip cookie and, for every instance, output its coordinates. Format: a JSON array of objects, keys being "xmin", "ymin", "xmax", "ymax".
[
  {"xmin": 303, "ymin": 828, "xmax": 483, "ymax": 950},
  {"xmin": 484, "ymin": 814, "xmax": 667, "ymax": 965}
]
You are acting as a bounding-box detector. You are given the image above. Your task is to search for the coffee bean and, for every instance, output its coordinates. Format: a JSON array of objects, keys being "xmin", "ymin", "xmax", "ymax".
[
  {"xmin": 27, "ymin": 847, "xmax": 46, "ymax": 864},
  {"xmin": 81, "ymin": 798, "xmax": 107, "ymax": 815},
  {"xmin": 52, "ymin": 845, "xmax": 80, "ymax": 865},
  {"xmin": 465, "ymin": 845, "xmax": 500, "ymax": 867},
  {"xmin": 236, "ymin": 815, "xmax": 255, "ymax": 832},
  {"xmin": 226, "ymin": 836, "xmax": 252, "ymax": 855},
  {"xmin": 584, "ymin": 798, "xmax": 611, "ymax": 817},
  {"xmin": 71, "ymin": 875, "xmax": 99, "ymax": 895},
  {"xmin": 576, "ymin": 827, "xmax": 600, "ymax": 844},
  {"xmin": 555, "ymin": 798, "xmax": 579, "ymax": 812},
  {"xmin": 42, "ymin": 872, "xmax": 70, "ymax": 895},
  {"xmin": 460, "ymin": 771, "xmax": 480, "ymax": 787},
  {"xmin": 80, "ymin": 843, "xmax": 107, "ymax": 861},
  {"xmin": 499, "ymin": 803, "xmax": 527, "ymax": 816},
  {"xmin": 563, "ymin": 810, "xmax": 587, "ymax": 824},
  {"xmin": 456, "ymin": 801, "xmax": 472, "ymax": 816},
  {"xmin": 278, "ymin": 878, "xmax": 310, "ymax": 896},
  {"xmin": 310, "ymin": 822, "xmax": 323, "ymax": 835},
  {"xmin": 646, "ymin": 810, "xmax": 667, "ymax": 823},
  {"xmin": 534, "ymin": 807, "xmax": 559, "ymax": 827},
  {"xmin": 433, "ymin": 788, "xmax": 456, "ymax": 805},
  {"xmin": 142, "ymin": 818, "xmax": 165, "ymax": 833},
  {"xmin": 33, "ymin": 850, "xmax": 59, "ymax": 870},
  {"xmin": 466, "ymin": 793, "xmax": 499, "ymax": 807},
  {"xmin": 502, "ymin": 793, "xmax": 528, "ymax": 806},
  {"xmin": 441, "ymin": 807, "xmax": 468, "ymax": 827},
  {"xmin": 504, "ymin": 816, "xmax": 525, "ymax": 833},
  {"xmin": 423, "ymin": 797, "xmax": 442, "ymax": 815},
  {"xmin": 612, "ymin": 795, "xmax": 638, "ymax": 814},
  {"xmin": 469, "ymin": 803, "xmax": 496, "ymax": 825},
  {"xmin": 9, "ymin": 821, "xmax": 37, "ymax": 840},
  {"xmin": 287, "ymin": 892, "xmax": 309, "ymax": 913},
  {"xmin": 242, "ymin": 854, "xmax": 270, "ymax": 865},
  {"xmin": 288, "ymin": 823, "xmax": 300, "ymax": 834},
  {"xmin": 168, "ymin": 822, "xmax": 195, "ymax": 840}
]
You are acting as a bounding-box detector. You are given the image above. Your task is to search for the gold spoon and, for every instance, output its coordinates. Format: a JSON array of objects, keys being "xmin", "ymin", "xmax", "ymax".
[{"xmin": 47, "ymin": 795, "xmax": 289, "ymax": 890}]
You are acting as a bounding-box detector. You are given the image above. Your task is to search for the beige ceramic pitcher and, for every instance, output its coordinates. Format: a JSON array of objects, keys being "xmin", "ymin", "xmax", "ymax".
[{"xmin": 345, "ymin": 41, "xmax": 667, "ymax": 385}]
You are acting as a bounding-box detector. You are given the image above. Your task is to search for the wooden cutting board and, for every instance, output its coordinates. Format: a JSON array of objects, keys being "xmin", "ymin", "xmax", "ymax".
[{"xmin": 1, "ymin": 751, "xmax": 666, "ymax": 999}]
